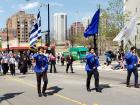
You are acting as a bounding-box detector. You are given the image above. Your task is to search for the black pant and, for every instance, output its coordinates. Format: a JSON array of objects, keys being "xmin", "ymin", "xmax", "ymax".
[
  {"xmin": 86, "ymin": 69, "xmax": 99, "ymax": 90},
  {"xmin": 66, "ymin": 63, "xmax": 73, "ymax": 73},
  {"xmin": 36, "ymin": 71, "xmax": 48, "ymax": 94},
  {"xmin": 50, "ymin": 62, "xmax": 56, "ymax": 73},
  {"xmin": 126, "ymin": 69, "xmax": 138, "ymax": 86},
  {"xmin": 9, "ymin": 64, "xmax": 15, "ymax": 75},
  {"xmin": 2, "ymin": 63, "xmax": 9, "ymax": 75},
  {"xmin": 61, "ymin": 61, "xmax": 64, "ymax": 66}
]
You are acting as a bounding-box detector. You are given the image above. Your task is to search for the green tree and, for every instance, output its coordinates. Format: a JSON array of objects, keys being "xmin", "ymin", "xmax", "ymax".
[
  {"xmin": 0, "ymin": 36, "xmax": 1, "ymax": 48},
  {"xmin": 102, "ymin": 0, "xmax": 124, "ymax": 38},
  {"xmin": 98, "ymin": 0, "xmax": 125, "ymax": 52}
]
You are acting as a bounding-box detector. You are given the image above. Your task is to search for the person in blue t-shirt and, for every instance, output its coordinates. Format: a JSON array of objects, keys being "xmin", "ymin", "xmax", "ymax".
[
  {"xmin": 124, "ymin": 47, "xmax": 139, "ymax": 88},
  {"xmin": 33, "ymin": 46, "xmax": 49, "ymax": 97},
  {"xmin": 85, "ymin": 48, "xmax": 101, "ymax": 92}
]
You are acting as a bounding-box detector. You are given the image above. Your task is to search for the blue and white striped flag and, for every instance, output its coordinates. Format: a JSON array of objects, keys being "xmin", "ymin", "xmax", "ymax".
[{"xmin": 29, "ymin": 11, "xmax": 41, "ymax": 47}]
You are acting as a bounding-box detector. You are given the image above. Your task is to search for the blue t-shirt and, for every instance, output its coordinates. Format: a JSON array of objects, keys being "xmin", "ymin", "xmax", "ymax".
[
  {"xmin": 124, "ymin": 52, "xmax": 138, "ymax": 71},
  {"xmin": 33, "ymin": 53, "xmax": 49, "ymax": 73},
  {"xmin": 85, "ymin": 53, "xmax": 100, "ymax": 71}
]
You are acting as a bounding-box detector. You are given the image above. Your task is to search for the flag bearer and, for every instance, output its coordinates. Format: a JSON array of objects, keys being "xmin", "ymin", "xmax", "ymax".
[
  {"xmin": 85, "ymin": 48, "xmax": 101, "ymax": 92},
  {"xmin": 33, "ymin": 46, "xmax": 49, "ymax": 97},
  {"xmin": 124, "ymin": 47, "xmax": 139, "ymax": 88}
]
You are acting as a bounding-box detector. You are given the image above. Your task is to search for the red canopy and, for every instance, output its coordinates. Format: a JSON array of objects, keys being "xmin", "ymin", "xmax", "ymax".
[{"xmin": 0, "ymin": 47, "xmax": 29, "ymax": 51}]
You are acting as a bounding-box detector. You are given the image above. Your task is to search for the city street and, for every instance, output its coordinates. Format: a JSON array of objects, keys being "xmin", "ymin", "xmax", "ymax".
[
  {"xmin": 0, "ymin": 0, "xmax": 140, "ymax": 105},
  {"xmin": 0, "ymin": 64, "xmax": 140, "ymax": 105}
]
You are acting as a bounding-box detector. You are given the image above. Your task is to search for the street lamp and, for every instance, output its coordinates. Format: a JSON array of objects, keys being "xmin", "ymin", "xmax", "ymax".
[
  {"xmin": 40, "ymin": 3, "xmax": 50, "ymax": 46},
  {"xmin": 6, "ymin": 19, "xmax": 9, "ymax": 52}
]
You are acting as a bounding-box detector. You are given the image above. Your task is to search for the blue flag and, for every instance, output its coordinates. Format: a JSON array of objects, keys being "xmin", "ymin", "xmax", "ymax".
[{"xmin": 84, "ymin": 9, "xmax": 100, "ymax": 38}]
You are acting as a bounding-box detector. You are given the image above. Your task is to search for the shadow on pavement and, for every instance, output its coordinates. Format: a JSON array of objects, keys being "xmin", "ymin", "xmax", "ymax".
[
  {"xmin": 120, "ymin": 82, "xmax": 140, "ymax": 87},
  {"xmin": 91, "ymin": 84, "xmax": 111, "ymax": 92},
  {"xmin": 18, "ymin": 76, "xmax": 26, "ymax": 78},
  {"xmin": 100, "ymin": 84, "xmax": 111, "ymax": 88},
  {"xmin": 47, "ymin": 86, "xmax": 63, "ymax": 96},
  {"xmin": 0, "ymin": 92, "xmax": 24, "ymax": 103}
]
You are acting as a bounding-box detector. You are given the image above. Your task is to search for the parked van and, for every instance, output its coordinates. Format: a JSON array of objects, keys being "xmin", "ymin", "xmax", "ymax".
[{"xmin": 69, "ymin": 46, "xmax": 88, "ymax": 61}]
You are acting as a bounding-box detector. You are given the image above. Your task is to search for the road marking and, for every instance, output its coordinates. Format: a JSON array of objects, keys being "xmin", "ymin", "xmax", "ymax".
[
  {"xmin": 6, "ymin": 76, "xmax": 87, "ymax": 105},
  {"xmin": 55, "ymin": 94, "xmax": 86, "ymax": 105}
]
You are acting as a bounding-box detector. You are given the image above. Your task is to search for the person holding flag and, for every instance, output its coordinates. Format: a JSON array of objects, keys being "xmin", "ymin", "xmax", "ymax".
[
  {"xmin": 30, "ymin": 10, "xmax": 49, "ymax": 97},
  {"xmin": 85, "ymin": 48, "xmax": 101, "ymax": 92},
  {"xmin": 84, "ymin": 8, "xmax": 101, "ymax": 92},
  {"xmin": 32, "ymin": 46, "xmax": 49, "ymax": 97}
]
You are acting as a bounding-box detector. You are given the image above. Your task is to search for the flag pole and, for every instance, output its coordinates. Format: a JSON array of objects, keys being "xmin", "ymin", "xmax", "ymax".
[
  {"xmin": 39, "ymin": 5, "xmax": 42, "ymax": 46},
  {"xmin": 93, "ymin": 34, "xmax": 98, "ymax": 55},
  {"xmin": 99, "ymin": 4, "xmax": 101, "ymax": 55},
  {"xmin": 135, "ymin": 7, "xmax": 137, "ymax": 49},
  {"xmin": 93, "ymin": 4, "xmax": 100, "ymax": 56}
]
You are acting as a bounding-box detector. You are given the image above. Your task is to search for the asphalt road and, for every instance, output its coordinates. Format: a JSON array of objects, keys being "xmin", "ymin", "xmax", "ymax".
[{"xmin": 0, "ymin": 64, "xmax": 140, "ymax": 105}]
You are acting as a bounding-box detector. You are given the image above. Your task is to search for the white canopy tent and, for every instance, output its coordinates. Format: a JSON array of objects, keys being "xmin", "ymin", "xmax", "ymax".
[{"xmin": 113, "ymin": 16, "xmax": 137, "ymax": 46}]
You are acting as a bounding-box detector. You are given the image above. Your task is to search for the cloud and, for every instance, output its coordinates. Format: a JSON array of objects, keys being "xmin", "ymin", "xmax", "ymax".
[
  {"xmin": 50, "ymin": 2, "xmax": 64, "ymax": 7},
  {"xmin": 0, "ymin": 9, "xmax": 4, "ymax": 13},
  {"xmin": 20, "ymin": 2, "xmax": 39, "ymax": 10}
]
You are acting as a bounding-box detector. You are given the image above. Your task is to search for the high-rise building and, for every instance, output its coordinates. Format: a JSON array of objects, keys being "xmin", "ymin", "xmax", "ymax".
[
  {"xmin": 69, "ymin": 22, "xmax": 84, "ymax": 38},
  {"xmin": 124, "ymin": 0, "xmax": 140, "ymax": 48},
  {"xmin": 53, "ymin": 13, "xmax": 67, "ymax": 44},
  {"xmin": 68, "ymin": 22, "xmax": 84, "ymax": 46},
  {"xmin": 0, "ymin": 28, "xmax": 14, "ymax": 41},
  {"xmin": 7, "ymin": 11, "xmax": 35, "ymax": 45},
  {"xmin": 82, "ymin": 16, "xmax": 91, "ymax": 30}
]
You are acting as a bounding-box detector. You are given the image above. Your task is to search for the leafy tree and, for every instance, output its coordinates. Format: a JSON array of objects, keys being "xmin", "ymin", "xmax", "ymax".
[
  {"xmin": 97, "ymin": 0, "xmax": 126, "ymax": 53},
  {"xmin": 0, "ymin": 42, "xmax": 1, "ymax": 48}
]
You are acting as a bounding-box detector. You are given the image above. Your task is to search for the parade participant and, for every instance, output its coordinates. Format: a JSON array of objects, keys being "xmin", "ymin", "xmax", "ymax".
[
  {"xmin": 57, "ymin": 52, "xmax": 60, "ymax": 63},
  {"xmin": 66, "ymin": 54, "xmax": 74, "ymax": 73},
  {"xmin": 1, "ymin": 53, "xmax": 9, "ymax": 75},
  {"xmin": 85, "ymin": 48, "xmax": 101, "ymax": 92},
  {"xmin": 9, "ymin": 54, "xmax": 16, "ymax": 76},
  {"xmin": 61, "ymin": 54, "xmax": 65, "ymax": 66},
  {"xmin": 0, "ymin": 53, "xmax": 3, "ymax": 74},
  {"xmin": 49, "ymin": 54, "xmax": 57, "ymax": 73},
  {"xmin": 19, "ymin": 51, "xmax": 28, "ymax": 74},
  {"xmin": 124, "ymin": 47, "xmax": 139, "ymax": 88},
  {"xmin": 33, "ymin": 46, "xmax": 49, "ymax": 97}
]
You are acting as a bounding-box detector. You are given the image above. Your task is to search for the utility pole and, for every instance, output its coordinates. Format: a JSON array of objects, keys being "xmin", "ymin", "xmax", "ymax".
[
  {"xmin": 6, "ymin": 19, "xmax": 9, "ymax": 53},
  {"xmin": 38, "ymin": 2, "xmax": 50, "ymax": 46},
  {"xmin": 47, "ymin": 3, "xmax": 50, "ymax": 46}
]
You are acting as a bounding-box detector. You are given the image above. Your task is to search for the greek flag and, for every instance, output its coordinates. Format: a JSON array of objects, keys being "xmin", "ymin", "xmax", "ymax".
[{"xmin": 29, "ymin": 11, "xmax": 41, "ymax": 47}]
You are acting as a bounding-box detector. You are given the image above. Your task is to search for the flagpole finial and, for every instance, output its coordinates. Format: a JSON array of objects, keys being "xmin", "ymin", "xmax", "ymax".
[
  {"xmin": 38, "ymin": 3, "xmax": 42, "ymax": 11},
  {"xmin": 99, "ymin": 4, "xmax": 100, "ymax": 9}
]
